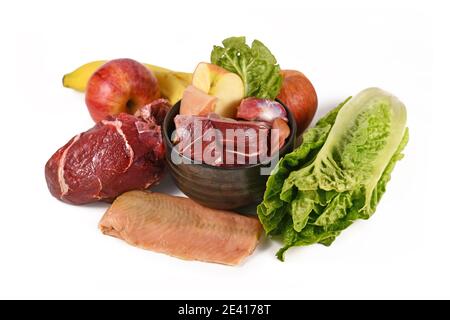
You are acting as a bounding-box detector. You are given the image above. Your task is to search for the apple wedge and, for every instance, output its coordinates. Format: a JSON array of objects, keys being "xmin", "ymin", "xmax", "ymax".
[
  {"xmin": 180, "ymin": 85, "xmax": 217, "ymax": 116},
  {"xmin": 192, "ymin": 62, "xmax": 244, "ymax": 118}
]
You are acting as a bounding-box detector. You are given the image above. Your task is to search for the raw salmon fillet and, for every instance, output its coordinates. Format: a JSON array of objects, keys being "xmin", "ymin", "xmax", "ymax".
[{"xmin": 99, "ymin": 191, "xmax": 263, "ymax": 265}]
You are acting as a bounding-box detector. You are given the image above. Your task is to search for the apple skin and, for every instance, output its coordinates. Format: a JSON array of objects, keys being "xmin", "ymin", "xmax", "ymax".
[
  {"xmin": 85, "ymin": 58, "xmax": 160, "ymax": 122},
  {"xmin": 277, "ymin": 70, "xmax": 318, "ymax": 135}
]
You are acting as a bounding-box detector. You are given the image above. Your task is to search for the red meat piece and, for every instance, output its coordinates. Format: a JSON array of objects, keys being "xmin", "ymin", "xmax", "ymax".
[
  {"xmin": 173, "ymin": 114, "xmax": 270, "ymax": 167},
  {"xmin": 45, "ymin": 99, "xmax": 170, "ymax": 205},
  {"xmin": 237, "ymin": 98, "xmax": 287, "ymax": 123}
]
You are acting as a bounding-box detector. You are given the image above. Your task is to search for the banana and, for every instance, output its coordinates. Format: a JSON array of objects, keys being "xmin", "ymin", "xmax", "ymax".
[
  {"xmin": 62, "ymin": 60, "xmax": 105, "ymax": 92},
  {"xmin": 62, "ymin": 60, "xmax": 192, "ymax": 105}
]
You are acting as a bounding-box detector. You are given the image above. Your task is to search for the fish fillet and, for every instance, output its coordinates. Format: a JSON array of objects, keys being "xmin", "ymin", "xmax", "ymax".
[{"xmin": 99, "ymin": 191, "xmax": 263, "ymax": 266}]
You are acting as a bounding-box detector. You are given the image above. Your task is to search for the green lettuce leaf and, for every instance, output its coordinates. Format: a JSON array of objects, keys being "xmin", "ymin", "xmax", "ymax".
[
  {"xmin": 257, "ymin": 88, "xmax": 408, "ymax": 261},
  {"xmin": 211, "ymin": 36, "xmax": 282, "ymax": 99}
]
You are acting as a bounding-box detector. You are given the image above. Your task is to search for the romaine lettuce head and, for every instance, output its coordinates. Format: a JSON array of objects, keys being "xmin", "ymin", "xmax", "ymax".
[{"xmin": 258, "ymin": 87, "xmax": 408, "ymax": 260}]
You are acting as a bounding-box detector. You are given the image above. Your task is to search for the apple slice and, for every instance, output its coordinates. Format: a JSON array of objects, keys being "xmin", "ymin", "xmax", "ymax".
[
  {"xmin": 192, "ymin": 62, "xmax": 244, "ymax": 118},
  {"xmin": 180, "ymin": 85, "xmax": 217, "ymax": 116}
]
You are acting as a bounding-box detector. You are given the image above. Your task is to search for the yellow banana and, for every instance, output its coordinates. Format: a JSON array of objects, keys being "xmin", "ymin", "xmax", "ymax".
[
  {"xmin": 62, "ymin": 61, "xmax": 105, "ymax": 92},
  {"xmin": 62, "ymin": 60, "xmax": 192, "ymax": 105},
  {"xmin": 148, "ymin": 67, "xmax": 192, "ymax": 105}
]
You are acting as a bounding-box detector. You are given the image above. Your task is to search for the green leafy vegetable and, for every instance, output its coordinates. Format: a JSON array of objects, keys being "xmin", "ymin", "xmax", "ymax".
[
  {"xmin": 257, "ymin": 88, "xmax": 408, "ymax": 261},
  {"xmin": 211, "ymin": 36, "xmax": 282, "ymax": 100}
]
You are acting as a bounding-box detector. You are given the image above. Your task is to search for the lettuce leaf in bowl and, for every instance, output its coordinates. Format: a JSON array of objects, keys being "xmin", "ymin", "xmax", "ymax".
[
  {"xmin": 211, "ymin": 36, "xmax": 282, "ymax": 100},
  {"xmin": 257, "ymin": 88, "xmax": 409, "ymax": 261}
]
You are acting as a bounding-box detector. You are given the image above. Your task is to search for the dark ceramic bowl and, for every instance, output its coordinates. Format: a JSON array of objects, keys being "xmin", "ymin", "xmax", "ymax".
[{"xmin": 163, "ymin": 100, "xmax": 296, "ymax": 210}]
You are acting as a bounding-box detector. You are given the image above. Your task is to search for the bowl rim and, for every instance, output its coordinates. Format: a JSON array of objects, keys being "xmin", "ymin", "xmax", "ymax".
[{"xmin": 162, "ymin": 98, "xmax": 297, "ymax": 170}]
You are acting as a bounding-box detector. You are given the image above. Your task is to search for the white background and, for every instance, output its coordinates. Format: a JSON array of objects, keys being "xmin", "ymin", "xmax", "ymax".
[{"xmin": 1, "ymin": 0, "xmax": 448, "ymax": 299}]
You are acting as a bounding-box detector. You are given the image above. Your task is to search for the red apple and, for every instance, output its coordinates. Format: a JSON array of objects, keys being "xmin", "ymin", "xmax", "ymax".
[
  {"xmin": 85, "ymin": 58, "xmax": 160, "ymax": 122},
  {"xmin": 277, "ymin": 70, "xmax": 318, "ymax": 135}
]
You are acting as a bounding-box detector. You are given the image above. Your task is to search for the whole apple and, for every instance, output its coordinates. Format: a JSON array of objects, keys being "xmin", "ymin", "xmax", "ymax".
[
  {"xmin": 85, "ymin": 58, "xmax": 160, "ymax": 122},
  {"xmin": 277, "ymin": 70, "xmax": 318, "ymax": 135}
]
